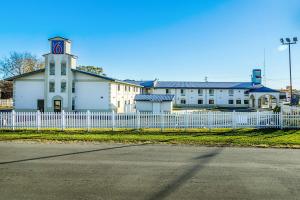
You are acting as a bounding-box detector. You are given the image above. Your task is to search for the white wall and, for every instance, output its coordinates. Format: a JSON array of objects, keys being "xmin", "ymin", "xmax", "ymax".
[
  {"xmin": 110, "ymin": 83, "xmax": 141, "ymax": 113},
  {"xmin": 136, "ymin": 101, "xmax": 172, "ymax": 112},
  {"xmin": 14, "ymin": 80, "xmax": 44, "ymax": 110},
  {"xmin": 75, "ymin": 81, "xmax": 109, "ymax": 111}
]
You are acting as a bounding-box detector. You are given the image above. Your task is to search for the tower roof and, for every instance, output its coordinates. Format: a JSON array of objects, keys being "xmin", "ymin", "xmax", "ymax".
[{"xmin": 48, "ymin": 36, "xmax": 71, "ymax": 42}]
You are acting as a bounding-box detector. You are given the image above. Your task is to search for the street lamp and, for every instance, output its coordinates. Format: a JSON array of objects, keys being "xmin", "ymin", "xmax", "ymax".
[{"xmin": 280, "ymin": 37, "xmax": 297, "ymax": 106}]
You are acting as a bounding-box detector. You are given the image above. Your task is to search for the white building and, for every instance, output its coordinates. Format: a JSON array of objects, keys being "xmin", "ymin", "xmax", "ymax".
[
  {"xmin": 125, "ymin": 79, "xmax": 280, "ymax": 109},
  {"xmin": 135, "ymin": 94, "xmax": 174, "ymax": 113},
  {"xmin": 6, "ymin": 37, "xmax": 280, "ymax": 112},
  {"xmin": 6, "ymin": 37, "xmax": 141, "ymax": 112}
]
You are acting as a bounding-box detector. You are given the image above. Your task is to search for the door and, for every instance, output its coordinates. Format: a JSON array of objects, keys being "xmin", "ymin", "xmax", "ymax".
[
  {"xmin": 37, "ymin": 99, "xmax": 44, "ymax": 112},
  {"xmin": 152, "ymin": 102, "xmax": 161, "ymax": 113},
  {"xmin": 54, "ymin": 100, "xmax": 62, "ymax": 112}
]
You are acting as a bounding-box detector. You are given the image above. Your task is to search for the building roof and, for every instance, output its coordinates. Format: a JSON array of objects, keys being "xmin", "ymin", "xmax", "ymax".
[
  {"xmin": 123, "ymin": 80, "xmax": 155, "ymax": 87},
  {"xmin": 4, "ymin": 68, "xmax": 141, "ymax": 87},
  {"xmin": 4, "ymin": 68, "xmax": 45, "ymax": 81},
  {"xmin": 249, "ymin": 86, "xmax": 280, "ymax": 93},
  {"xmin": 48, "ymin": 36, "xmax": 71, "ymax": 42},
  {"xmin": 72, "ymin": 69, "xmax": 142, "ymax": 87},
  {"xmin": 154, "ymin": 81, "xmax": 254, "ymax": 89},
  {"xmin": 135, "ymin": 94, "xmax": 175, "ymax": 102}
]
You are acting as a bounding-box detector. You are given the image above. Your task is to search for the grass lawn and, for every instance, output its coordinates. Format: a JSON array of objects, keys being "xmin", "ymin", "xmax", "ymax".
[{"xmin": 0, "ymin": 128, "xmax": 299, "ymax": 148}]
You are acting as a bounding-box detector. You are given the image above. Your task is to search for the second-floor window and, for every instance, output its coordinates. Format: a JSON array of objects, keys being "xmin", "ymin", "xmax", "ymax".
[
  {"xmin": 198, "ymin": 99, "xmax": 203, "ymax": 104},
  {"xmin": 49, "ymin": 81, "xmax": 55, "ymax": 93},
  {"xmin": 61, "ymin": 62, "xmax": 66, "ymax": 75},
  {"xmin": 180, "ymin": 89, "xmax": 185, "ymax": 95},
  {"xmin": 209, "ymin": 89, "xmax": 214, "ymax": 96},
  {"xmin": 236, "ymin": 99, "xmax": 242, "ymax": 104},
  {"xmin": 229, "ymin": 89, "xmax": 234, "ymax": 96},
  {"xmin": 198, "ymin": 89, "xmax": 203, "ymax": 95},
  {"xmin": 166, "ymin": 89, "xmax": 169, "ymax": 94},
  {"xmin": 61, "ymin": 81, "xmax": 66, "ymax": 93},
  {"xmin": 228, "ymin": 99, "xmax": 234, "ymax": 104},
  {"xmin": 49, "ymin": 62, "xmax": 55, "ymax": 75},
  {"xmin": 72, "ymin": 81, "xmax": 75, "ymax": 93},
  {"xmin": 180, "ymin": 99, "xmax": 186, "ymax": 104}
]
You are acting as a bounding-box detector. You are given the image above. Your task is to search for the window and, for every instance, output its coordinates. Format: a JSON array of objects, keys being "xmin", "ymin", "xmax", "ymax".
[
  {"xmin": 228, "ymin": 100, "xmax": 234, "ymax": 104},
  {"xmin": 244, "ymin": 90, "xmax": 249, "ymax": 96},
  {"xmin": 209, "ymin": 89, "xmax": 214, "ymax": 96},
  {"xmin": 72, "ymin": 81, "xmax": 75, "ymax": 93},
  {"xmin": 61, "ymin": 62, "xmax": 66, "ymax": 75},
  {"xmin": 117, "ymin": 84, "xmax": 120, "ymax": 91},
  {"xmin": 198, "ymin": 99, "xmax": 203, "ymax": 104},
  {"xmin": 236, "ymin": 99, "xmax": 242, "ymax": 104},
  {"xmin": 118, "ymin": 101, "xmax": 120, "ymax": 108},
  {"xmin": 49, "ymin": 62, "xmax": 55, "ymax": 75},
  {"xmin": 128, "ymin": 100, "xmax": 130, "ymax": 104},
  {"xmin": 180, "ymin": 89, "xmax": 185, "ymax": 96},
  {"xmin": 72, "ymin": 98, "xmax": 75, "ymax": 110},
  {"xmin": 166, "ymin": 89, "xmax": 169, "ymax": 94},
  {"xmin": 129, "ymin": 86, "xmax": 131, "ymax": 92},
  {"xmin": 209, "ymin": 99, "xmax": 214, "ymax": 104},
  {"xmin": 49, "ymin": 81, "xmax": 55, "ymax": 92},
  {"xmin": 229, "ymin": 89, "xmax": 234, "ymax": 96},
  {"xmin": 244, "ymin": 100, "xmax": 249, "ymax": 104},
  {"xmin": 180, "ymin": 99, "xmax": 186, "ymax": 104},
  {"xmin": 198, "ymin": 89, "xmax": 203, "ymax": 95},
  {"xmin": 125, "ymin": 86, "xmax": 127, "ymax": 91},
  {"xmin": 61, "ymin": 81, "xmax": 66, "ymax": 93}
]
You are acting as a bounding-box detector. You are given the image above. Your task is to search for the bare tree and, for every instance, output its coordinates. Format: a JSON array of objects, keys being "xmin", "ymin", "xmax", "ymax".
[{"xmin": 0, "ymin": 52, "xmax": 44, "ymax": 79}]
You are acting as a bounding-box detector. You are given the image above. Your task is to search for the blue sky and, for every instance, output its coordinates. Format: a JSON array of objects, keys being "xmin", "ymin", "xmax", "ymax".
[{"xmin": 0, "ymin": 0, "xmax": 300, "ymax": 89}]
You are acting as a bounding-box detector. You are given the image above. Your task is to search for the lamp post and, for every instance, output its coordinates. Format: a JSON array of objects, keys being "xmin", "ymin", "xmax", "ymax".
[{"xmin": 280, "ymin": 37, "xmax": 297, "ymax": 106}]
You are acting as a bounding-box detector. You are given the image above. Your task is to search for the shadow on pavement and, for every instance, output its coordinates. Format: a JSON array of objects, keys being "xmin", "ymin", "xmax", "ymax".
[
  {"xmin": 148, "ymin": 148, "xmax": 223, "ymax": 200},
  {"xmin": 0, "ymin": 143, "xmax": 150, "ymax": 165}
]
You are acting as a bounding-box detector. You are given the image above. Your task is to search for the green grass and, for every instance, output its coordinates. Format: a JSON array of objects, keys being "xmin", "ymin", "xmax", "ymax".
[{"xmin": 0, "ymin": 128, "xmax": 299, "ymax": 148}]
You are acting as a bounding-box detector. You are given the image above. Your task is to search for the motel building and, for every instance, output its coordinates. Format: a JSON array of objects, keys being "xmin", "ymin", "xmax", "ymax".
[{"xmin": 6, "ymin": 37, "xmax": 280, "ymax": 113}]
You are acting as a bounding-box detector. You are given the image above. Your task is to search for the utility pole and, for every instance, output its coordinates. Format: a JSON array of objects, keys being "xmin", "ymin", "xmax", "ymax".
[
  {"xmin": 263, "ymin": 48, "xmax": 266, "ymax": 86},
  {"xmin": 280, "ymin": 37, "xmax": 297, "ymax": 106}
]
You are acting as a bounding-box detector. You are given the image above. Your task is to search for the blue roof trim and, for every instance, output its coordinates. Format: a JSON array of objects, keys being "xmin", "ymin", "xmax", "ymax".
[
  {"xmin": 135, "ymin": 94, "xmax": 175, "ymax": 102},
  {"xmin": 249, "ymin": 86, "xmax": 279, "ymax": 93}
]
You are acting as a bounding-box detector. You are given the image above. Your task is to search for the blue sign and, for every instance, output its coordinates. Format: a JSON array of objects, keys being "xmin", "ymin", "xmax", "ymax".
[{"xmin": 52, "ymin": 40, "xmax": 64, "ymax": 54}]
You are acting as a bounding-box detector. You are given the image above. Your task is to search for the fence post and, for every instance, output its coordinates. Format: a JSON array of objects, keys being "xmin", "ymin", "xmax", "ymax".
[
  {"xmin": 112, "ymin": 110, "xmax": 115, "ymax": 131},
  {"xmin": 232, "ymin": 110, "xmax": 236, "ymax": 129},
  {"xmin": 184, "ymin": 111, "xmax": 188, "ymax": 131},
  {"xmin": 256, "ymin": 111, "xmax": 260, "ymax": 128},
  {"xmin": 137, "ymin": 111, "xmax": 141, "ymax": 129},
  {"xmin": 160, "ymin": 112, "xmax": 164, "ymax": 132},
  {"xmin": 61, "ymin": 110, "xmax": 66, "ymax": 131},
  {"xmin": 36, "ymin": 110, "xmax": 41, "ymax": 131},
  {"xmin": 12, "ymin": 110, "xmax": 16, "ymax": 130},
  {"xmin": 87, "ymin": 110, "xmax": 91, "ymax": 132},
  {"xmin": 280, "ymin": 109, "xmax": 283, "ymax": 129}
]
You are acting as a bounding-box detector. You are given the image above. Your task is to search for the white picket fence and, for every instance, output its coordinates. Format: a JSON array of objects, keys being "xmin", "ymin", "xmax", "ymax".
[{"xmin": 0, "ymin": 110, "xmax": 300, "ymax": 130}]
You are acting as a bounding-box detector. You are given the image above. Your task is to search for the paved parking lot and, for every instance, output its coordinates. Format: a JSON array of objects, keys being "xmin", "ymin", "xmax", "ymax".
[{"xmin": 0, "ymin": 142, "xmax": 299, "ymax": 200}]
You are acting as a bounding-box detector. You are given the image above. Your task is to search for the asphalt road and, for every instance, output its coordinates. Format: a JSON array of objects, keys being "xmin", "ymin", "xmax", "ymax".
[{"xmin": 0, "ymin": 142, "xmax": 299, "ymax": 200}]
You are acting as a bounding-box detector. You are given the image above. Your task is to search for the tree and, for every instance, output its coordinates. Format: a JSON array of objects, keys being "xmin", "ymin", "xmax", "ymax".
[
  {"xmin": 0, "ymin": 52, "xmax": 44, "ymax": 79},
  {"xmin": 77, "ymin": 65, "xmax": 105, "ymax": 75}
]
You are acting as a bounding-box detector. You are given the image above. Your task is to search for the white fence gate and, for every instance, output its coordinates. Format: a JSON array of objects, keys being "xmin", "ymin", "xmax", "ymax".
[{"xmin": 0, "ymin": 110, "xmax": 299, "ymax": 130}]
